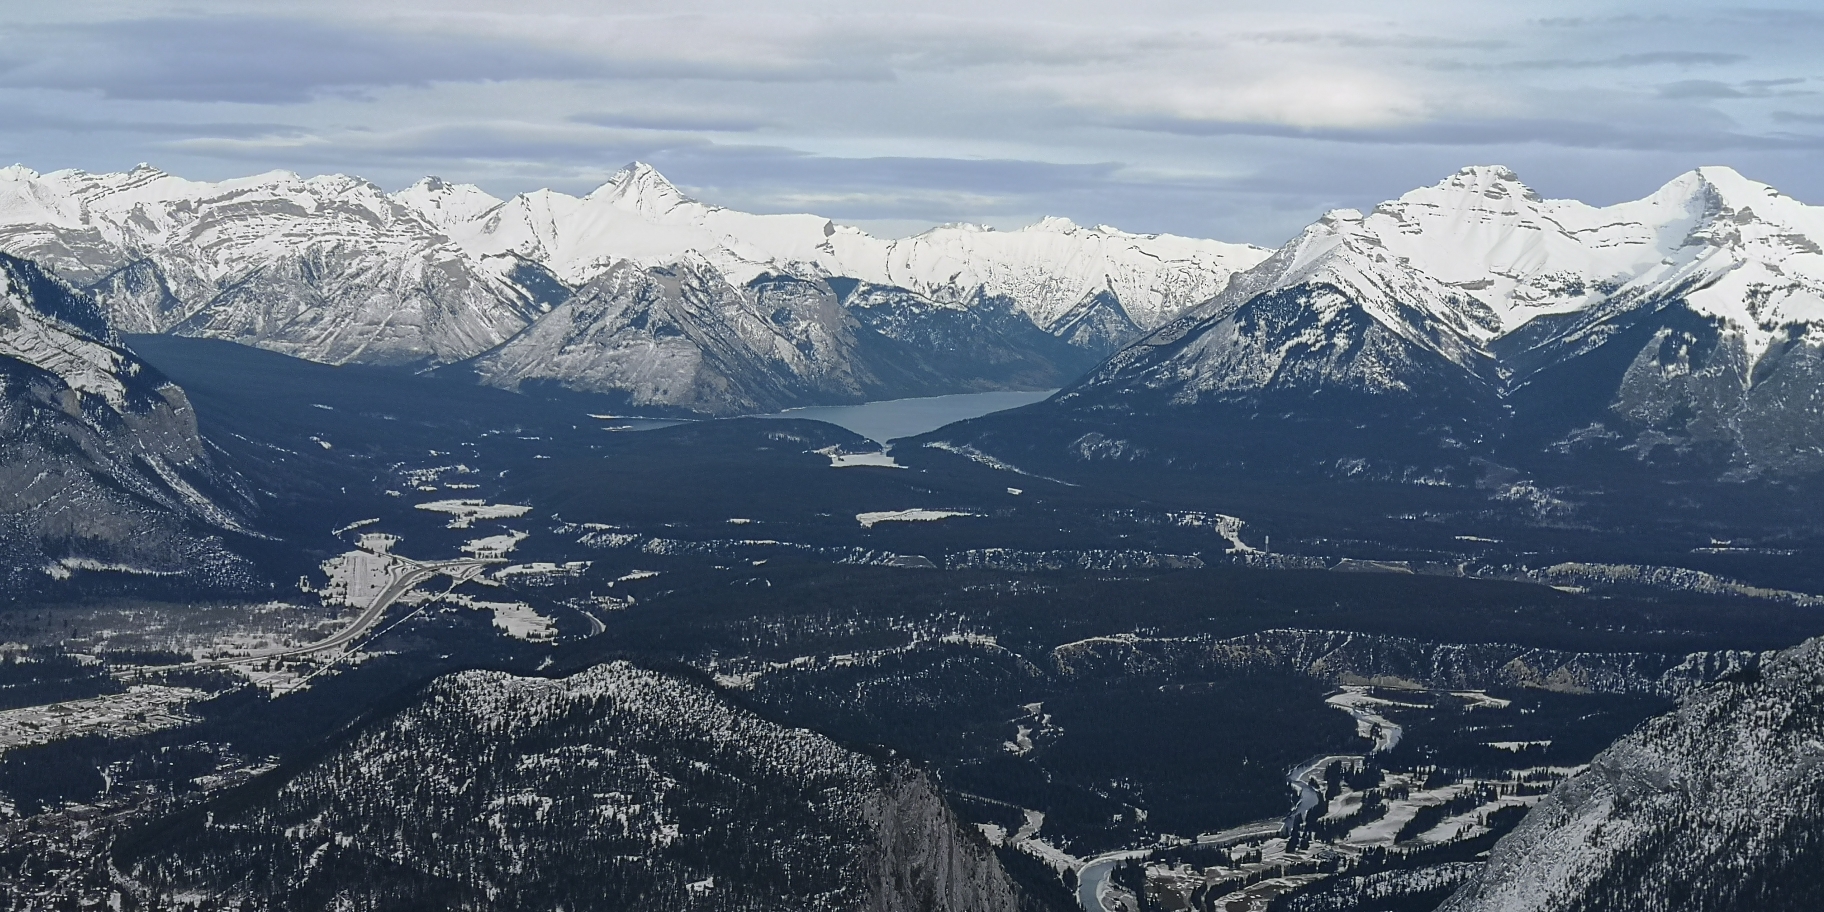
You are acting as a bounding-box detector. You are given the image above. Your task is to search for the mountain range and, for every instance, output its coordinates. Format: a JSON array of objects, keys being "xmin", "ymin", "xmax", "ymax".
[
  {"xmin": 0, "ymin": 162, "xmax": 1267, "ymax": 414},
  {"xmin": 926, "ymin": 165, "xmax": 1824, "ymax": 528}
]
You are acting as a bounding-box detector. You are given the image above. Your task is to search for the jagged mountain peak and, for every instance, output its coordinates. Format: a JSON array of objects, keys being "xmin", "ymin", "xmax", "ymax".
[
  {"xmin": 1207, "ymin": 164, "xmax": 1824, "ymax": 350},
  {"xmin": 1663, "ymin": 164, "xmax": 1786, "ymax": 212},
  {"xmin": 4, "ymin": 160, "xmax": 1269, "ymax": 377},
  {"xmin": 392, "ymin": 175, "xmax": 504, "ymax": 230},
  {"xmin": 1431, "ymin": 164, "xmax": 1541, "ymax": 201},
  {"xmin": 1013, "ymin": 163, "xmax": 1824, "ymax": 485},
  {"xmin": 589, "ymin": 160, "xmax": 693, "ymax": 212}
]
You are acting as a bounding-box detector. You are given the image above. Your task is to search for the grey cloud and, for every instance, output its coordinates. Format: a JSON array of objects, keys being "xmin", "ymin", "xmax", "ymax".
[
  {"xmin": 0, "ymin": 104, "xmax": 302, "ymax": 138},
  {"xmin": 1533, "ymin": 15, "xmax": 1677, "ymax": 28},
  {"xmin": 0, "ymin": 16, "xmax": 893, "ymax": 104},
  {"xmin": 1722, "ymin": 9, "xmax": 1824, "ymax": 29},
  {"xmin": 170, "ymin": 122, "xmax": 716, "ymax": 169},
  {"xmin": 569, "ymin": 111, "xmax": 772, "ymax": 133},
  {"xmin": 0, "ymin": 3, "xmax": 1820, "ymax": 249},
  {"xmin": 1247, "ymin": 29, "xmax": 1509, "ymax": 51},
  {"xmin": 1659, "ymin": 78, "xmax": 1813, "ymax": 99},
  {"xmin": 1660, "ymin": 80, "xmax": 1747, "ymax": 99},
  {"xmin": 1435, "ymin": 50, "xmax": 1749, "ymax": 72},
  {"xmin": 1092, "ymin": 111, "xmax": 1824, "ymax": 153}
]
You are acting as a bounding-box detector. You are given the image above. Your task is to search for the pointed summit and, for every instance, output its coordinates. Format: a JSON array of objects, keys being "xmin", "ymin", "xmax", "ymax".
[
  {"xmin": 1643, "ymin": 165, "xmax": 1783, "ymax": 215},
  {"xmin": 591, "ymin": 162, "xmax": 691, "ymax": 212}
]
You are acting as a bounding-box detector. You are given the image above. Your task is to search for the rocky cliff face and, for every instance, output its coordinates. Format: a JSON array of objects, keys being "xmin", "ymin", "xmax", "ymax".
[
  {"xmin": 120, "ymin": 660, "xmax": 1032, "ymax": 912},
  {"xmin": 1439, "ymin": 635, "xmax": 1824, "ymax": 912},
  {"xmin": 0, "ymin": 252, "xmax": 255, "ymax": 593},
  {"xmin": 861, "ymin": 768, "xmax": 1027, "ymax": 912}
]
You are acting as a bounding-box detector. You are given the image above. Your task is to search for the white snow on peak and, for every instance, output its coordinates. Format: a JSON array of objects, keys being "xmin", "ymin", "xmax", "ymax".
[
  {"xmin": 0, "ymin": 160, "xmax": 1273, "ymax": 342},
  {"xmin": 431, "ymin": 161, "xmax": 1270, "ymax": 331},
  {"xmin": 0, "ymin": 164, "xmax": 449, "ymax": 274},
  {"xmin": 391, "ymin": 177, "xmax": 503, "ymax": 231},
  {"xmin": 1221, "ymin": 163, "xmax": 1824, "ymax": 364}
]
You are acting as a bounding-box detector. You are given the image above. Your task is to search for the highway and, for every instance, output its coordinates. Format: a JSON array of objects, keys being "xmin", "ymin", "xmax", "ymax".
[{"xmin": 141, "ymin": 552, "xmax": 499, "ymax": 674}]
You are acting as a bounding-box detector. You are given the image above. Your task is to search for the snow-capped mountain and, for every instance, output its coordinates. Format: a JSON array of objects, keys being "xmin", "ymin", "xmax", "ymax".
[
  {"xmin": 1439, "ymin": 634, "xmax": 1824, "ymax": 912},
  {"xmin": 0, "ymin": 160, "xmax": 1266, "ymax": 412},
  {"xmin": 0, "ymin": 252, "xmax": 255, "ymax": 592},
  {"xmin": 411, "ymin": 162, "xmax": 1270, "ymax": 342},
  {"xmin": 463, "ymin": 260, "xmax": 1095, "ymax": 416},
  {"xmin": 1038, "ymin": 165, "xmax": 1824, "ymax": 481},
  {"xmin": 0, "ymin": 164, "xmax": 544, "ymax": 365}
]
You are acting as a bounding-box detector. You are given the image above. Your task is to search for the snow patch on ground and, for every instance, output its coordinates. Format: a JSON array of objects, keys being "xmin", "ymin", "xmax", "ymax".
[
  {"xmin": 493, "ymin": 562, "xmax": 591, "ymax": 583},
  {"xmin": 856, "ymin": 509, "xmax": 977, "ymax": 528},
  {"xmin": 414, "ymin": 499, "xmax": 533, "ymax": 529},
  {"xmin": 830, "ymin": 451, "xmax": 903, "ymax": 468},
  {"xmin": 445, "ymin": 593, "xmax": 555, "ymax": 642},
  {"xmin": 462, "ymin": 530, "xmax": 529, "ymax": 558}
]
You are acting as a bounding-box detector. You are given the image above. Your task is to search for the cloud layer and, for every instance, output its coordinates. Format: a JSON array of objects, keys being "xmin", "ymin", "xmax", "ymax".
[{"xmin": 0, "ymin": 0, "xmax": 1819, "ymax": 244}]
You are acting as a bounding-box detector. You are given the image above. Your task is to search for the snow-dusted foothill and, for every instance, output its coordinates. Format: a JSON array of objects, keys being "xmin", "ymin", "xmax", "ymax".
[
  {"xmin": 121, "ymin": 661, "xmax": 1036, "ymax": 912},
  {"xmin": 1440, "ymin": 635, "xmax": 1824, "ymax": 912}
]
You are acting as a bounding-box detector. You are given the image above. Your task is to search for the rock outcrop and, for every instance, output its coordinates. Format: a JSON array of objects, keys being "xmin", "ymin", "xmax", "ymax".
[{"xmin": 0, "ymin": 252, "xmax": 255, "ymax": 594}]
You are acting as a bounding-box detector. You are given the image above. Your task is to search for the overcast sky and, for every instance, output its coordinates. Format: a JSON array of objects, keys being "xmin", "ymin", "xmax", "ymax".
[{"xmin": 2, "ymin": 0, "xmax": 1820, "ymax": 244}]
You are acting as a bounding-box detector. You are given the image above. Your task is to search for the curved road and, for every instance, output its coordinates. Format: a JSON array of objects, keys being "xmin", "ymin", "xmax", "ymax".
[{"xmin": 138, "ymin": 554, "xmax": 497, "ymax": 674}]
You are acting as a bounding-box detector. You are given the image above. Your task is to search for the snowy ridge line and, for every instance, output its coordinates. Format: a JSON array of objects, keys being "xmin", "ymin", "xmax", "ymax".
[{"xmin": 0, "ymin": 160, "xmax": 1269, "ymax": 363}]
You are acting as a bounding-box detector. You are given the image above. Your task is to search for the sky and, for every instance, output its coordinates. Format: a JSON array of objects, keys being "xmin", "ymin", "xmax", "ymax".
[{"xmin": 1, "ymin": 0, "xmax": 1820, "ymax": 245}]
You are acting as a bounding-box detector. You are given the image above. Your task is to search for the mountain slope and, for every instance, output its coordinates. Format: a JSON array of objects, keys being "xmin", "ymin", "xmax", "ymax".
[
  {"xmin": 0, "ymin": 164, "xmax": 544, "ymax": 365},
  {"xmin": 0, "ymin": 252, "xmax": 255, "ymax": 593},
  {"xmin": 1439, "ymin": 635, "xmax": 1824, "ymax": 912},
  {"xmin": 119, "ymin": 661, "xmax": 1040, "ymax": 912},
  {"xmin": 463, "ymin": 262, "xmax": 1094, "ymax": 415},
  {"xmin": 938, "ymin": 166, "xmax": 1824, "ymax": 491}
]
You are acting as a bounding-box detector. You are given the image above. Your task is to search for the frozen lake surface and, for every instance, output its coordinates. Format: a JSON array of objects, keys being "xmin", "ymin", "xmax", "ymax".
[
  {"xmin": 588, "ymin": 389, "xmax": 1056, "ymax": 442},
  {"xmin": 763, "ymin": 389, "xmax": 1056, "ymax": 443}
]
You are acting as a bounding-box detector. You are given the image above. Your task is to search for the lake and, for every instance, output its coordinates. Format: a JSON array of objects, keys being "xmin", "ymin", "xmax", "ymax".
[
  {"xmin": 590, "ymin": 389, "xmax": 1056, "ymax": 442},
  {"xmin": 764, "ymin": 389, "xmax": 1056, "ymax": 443}
]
